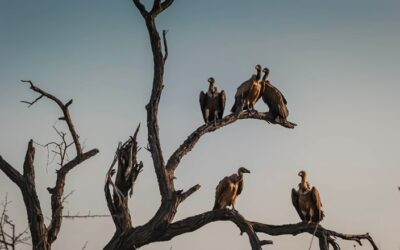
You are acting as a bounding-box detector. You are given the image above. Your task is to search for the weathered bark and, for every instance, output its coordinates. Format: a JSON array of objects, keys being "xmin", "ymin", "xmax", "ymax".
[
  {"xmin": 0, "ymin": 82, "xmax": 98, "ymax": 249},
  {"xmin": 105, "ymin": 125, "xmax": 143, "ymax": 234}
]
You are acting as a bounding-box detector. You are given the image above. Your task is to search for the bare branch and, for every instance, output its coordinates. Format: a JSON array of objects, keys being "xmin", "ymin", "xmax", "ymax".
[
  {"xmin": 178, "ymin": 184, "xmax": 201, "ymax": 202},
  {"xmin": 47, "ymin": 148, "xmax": 99, "ymax": 243},
  {"xmin": 20, "ymin": 94, "xmax": 44, "ymax": 107},
  {"xmin": 132, "ymin": 0, "xmax": 148, "ymax": 18},
  {"xmin": 0, "ymin": 196, "xmax": 30, "ymax": 249},
  {"xmin": 162, "ymin": 30, "xmax": 168, "ymax": 62},
  {"xmin": 21, "ymin": 80, "xmax": 83, "ymax": 157},
  {"xmin": 22, "ymin": 140, "xmax": 36, "ymax": 187},
  {"xmin": 62, "ymin": 211, "xmax": 110, "ymax": 219},
  {"xmin": 251, "ymin": 221, "xmax": 378, "ymax": 250},
  {"xmin": 166, "ymin": 111, "xmax": 297, "ymax": 172},
  {"xmin": 155, "ymin": 209, "xmax": 265, "ymax": 249},
  {"xmin": 150, "ymin": 0, "xmax": 161, "ymax": 14},
  {"xmin": 160, "ymin": 0, "xmax": 174, "ymax": 12},
  {"xmin": 61, "ymin": 190, "xmax": 75, "ymax": 204},
  {"xmin": 0, "ymin": 157, "xmax": 23, "ymax": 187}
]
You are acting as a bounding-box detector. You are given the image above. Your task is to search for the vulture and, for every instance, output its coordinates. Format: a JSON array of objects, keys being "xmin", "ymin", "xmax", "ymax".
[
  {"xmin": 230, "ymin": 65, "xmax": 262, "ymax": 114},
  {"xmin": 213, "ymin": 167, "xmax": 251, "ymax": 210},
  {"xmin": 260, "ymin": 67, "xmax": 289, "ymax": 122},
  {"xmin": 199, "ymin": 77, "xmax": 226, "ymax": 124},
  {"xmin": 291, "ymin": 170, "xmax": 325, "ymax": 223}
]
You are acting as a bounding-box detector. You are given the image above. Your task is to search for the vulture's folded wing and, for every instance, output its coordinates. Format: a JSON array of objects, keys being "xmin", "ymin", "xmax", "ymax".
[
  {"xmin": 199, "ymin": 91, "xmax": 207, "ymax": 122},
  {"xmin": 291, "ymin": 188, "xmax": 304, "ymax": 220},
  {"xmin": 218, "ymin": 90, "xmax": 226, "ymax": 119}
]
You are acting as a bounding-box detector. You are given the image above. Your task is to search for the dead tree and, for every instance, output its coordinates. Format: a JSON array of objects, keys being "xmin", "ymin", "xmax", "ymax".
[
  {"xmin": 104, "ymin": 1, "xmax": 378, "ymax": 249},
  {"xmin": 0, "ymin": 196, "xmax": 30, "ymax": 250},
  {"xmin": 0, "ymin": 81, "xmax": 99, "ymax": 250}
]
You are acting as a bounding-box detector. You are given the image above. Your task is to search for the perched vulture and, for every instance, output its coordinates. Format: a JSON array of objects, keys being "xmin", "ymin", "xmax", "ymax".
[
  {"xmin": 291, "ymin": 170, "xmax": 325, "ymax": 223},
  {"xmin": 199, "ymin": 77, "xmax": 226, "ymax": 124},
  {"xmin": 260, "ymin": 67, "xmax": 289, "ymax": 122},
  {"xmin": 231, "ymin": 65, "xmax": 262, "ymax": 114},
  {"xmin": 213, "ymin": 167, "xmax": 251, "ymax": 210}
]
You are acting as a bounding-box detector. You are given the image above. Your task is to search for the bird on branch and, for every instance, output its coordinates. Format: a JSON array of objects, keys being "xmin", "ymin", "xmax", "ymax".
[
  {"xmin": 213, "ymin": 167, "xmax": 251, "ymax": 211},
  {"xmin": 291, "ymin": 170, "xmax": 325, "ymax": 223},
  {"xmin": 231, "ymin": 64, "xmax": 263, "ymax": 114},
  {"xmin": 260, "ymin": 67, "xmax": 290, "ymax": 123},
  {"xmin": 199, "ymin": 77, "xmax": 226, "ymax": 124}
]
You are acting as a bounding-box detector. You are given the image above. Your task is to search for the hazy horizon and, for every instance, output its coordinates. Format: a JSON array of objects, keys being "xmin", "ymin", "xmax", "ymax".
[{"xmin": 1, "ymin": 1, "xmax": 399, "ymax": 249}]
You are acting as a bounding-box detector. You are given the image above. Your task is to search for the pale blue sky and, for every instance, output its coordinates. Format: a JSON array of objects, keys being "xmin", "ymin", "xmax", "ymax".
[{"xmin": 1, "ymin": 1, "xmax": 399, "ymax": 249}]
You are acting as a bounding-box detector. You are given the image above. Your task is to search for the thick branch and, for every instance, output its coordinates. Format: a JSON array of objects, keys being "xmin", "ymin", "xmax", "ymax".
[
  {"xmin": 159, "ymin": 209, "xmax": 265, "ymax": 250},
  {"xmin": 156, "ymin": 209, "xmax": 376, "ymax": 250},
  {"xmin": 132, "ymin": 0, "xmax": 148, "ymax": 18},
  {"xmin": 167, "ymin": 111, "xmax": 297, "ymax": 171},
  {"xmin": 0, "ymin": 157, "xmax": 23, "ymax": 187},
  {"xmin": 150, "ymin": 0, "xmax": 174, "ymax": 16},
  {"xmin": 21, "ymin": 80, "xmax": 83, "ymax": 157},
  {"xmin": 251, "ymin": 221, "xmax": 378, "ymax": 250},
  {"xmin": 22, "ymin": 140, "xmax": 35, "ymax": 185},
  {"xmin": 132, "ymin": 1, "xmax": 173, "ymax": 199}
]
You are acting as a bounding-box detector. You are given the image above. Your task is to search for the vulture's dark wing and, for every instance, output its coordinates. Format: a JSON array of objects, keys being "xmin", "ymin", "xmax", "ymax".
[
  {"xmin": 271, "ymin": 84, "xmax": 289, "ymax": 117},
  {"xmin": 291, "ymin": 188, "xmax": 304, "ymax": 221},
  {"xmin": 217, "ymin": 90, "xmax": 226, "ymax": 119},
  {"xmin": 235, "ymin": 77, "xmax": 253, "ymax": 98},
  {"xmin": 263, "ymin": 82, "xmax": 289, "ymax": 119},
  {"xmin": 213, "ymin": 176, "xmax": 230, "ymax": 210},
  {"xmin": 199, "ymin": 91, "xmax": 207, "ymax": 123},
  {"xmin": 310, "ymin": 187, "xmax": 325, "ymax": 222}
]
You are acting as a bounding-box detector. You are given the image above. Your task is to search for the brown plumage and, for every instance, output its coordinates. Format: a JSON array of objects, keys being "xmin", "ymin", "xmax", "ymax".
[
  {"xmin": 260, "ymin": 67, "xmax": 289, "ymax": 122},
  {"xmin": 291, "ymin": 170, "xmax": 324, "ymax": 223},
  {"xmin": 199, "ymin": 77, "xmax": 226, "ymax": 124},
  {"xmin": 213, "ymin": 167, "xmax": 250, "ymax": 210},
  {"xmin": 231, "ymin": 65, "xmax": 262, "ymax": 114}
]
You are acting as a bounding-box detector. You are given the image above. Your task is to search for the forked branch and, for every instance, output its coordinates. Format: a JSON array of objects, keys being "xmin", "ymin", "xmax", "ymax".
[
  {"xmin": 1, "ymin": 81, "xmax": 98, "ymax": 249},
  {"xmin": 21, "ymin": 80, "xmax": 82, "ymax": 157}
]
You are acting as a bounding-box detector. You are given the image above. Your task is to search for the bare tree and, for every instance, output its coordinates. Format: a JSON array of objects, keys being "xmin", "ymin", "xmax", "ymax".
[
  {"xmin": 0, "ymin": 81, "xmax": 99, "ymax": 250},
  {"xmin": 103, "ymin": 1, "xmax": 378, "ymax": 250},
  {"xmin": 0, "ymin": 196, "xmax": 30, "ymax": 250}
]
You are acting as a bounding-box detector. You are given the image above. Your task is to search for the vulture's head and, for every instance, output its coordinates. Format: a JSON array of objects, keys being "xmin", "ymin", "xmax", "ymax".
[
  {"xmin": 263, "ymin": 67, "xmax": 270, "ymax": 76},
  {"xmin": 208, "ymin": 77, "xmax": 215, "ymax": 84},
  {"xmin": 238, "ymin": 167, "xmax": 251, "ymax": 174},
  {"xmin": 255, "ymin": 64, "xmax": 262, "ymax": 72},
  {"xmin": 298, "ymin": 170, "xmax": 307, "ymax": 178}
]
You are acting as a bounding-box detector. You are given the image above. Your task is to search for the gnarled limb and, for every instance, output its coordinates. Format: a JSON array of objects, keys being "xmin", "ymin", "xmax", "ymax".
[
  {"xmin": 0, "ymin": 82, "xmax": 98, "ymax": 249},
  {"xmin": 105, "ymin": 124, "xmax": 143, "ymax": 233},
  {"xmin": 166, "ymin": 111, "xmax": 296, "ymax": 171},
  {"xmin": 251, "ymin": 221, "xmax": 378, "ymax": 250}
]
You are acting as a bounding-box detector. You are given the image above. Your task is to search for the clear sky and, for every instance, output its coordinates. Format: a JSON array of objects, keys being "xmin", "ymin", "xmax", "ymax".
[{"xmin": 1, "ymin": 1, "xmax": 399, "ymax": 249}]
